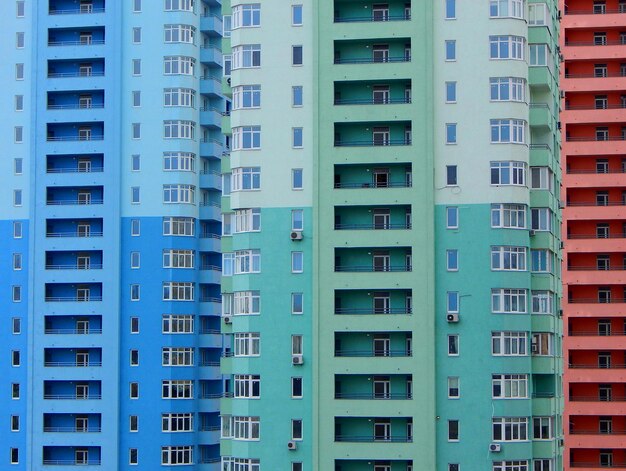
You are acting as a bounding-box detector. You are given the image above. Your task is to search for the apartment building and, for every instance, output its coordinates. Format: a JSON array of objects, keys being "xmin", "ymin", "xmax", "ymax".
[
  {"xmin": 1, "ymin": 0, "xmax": 224, "ymax": 468},
  {"xmin": 561, "ymin": 0, "xmax": 626, "ymax": 469},
  {"xmin": 219, "ymin": 1, "xmax": 563, "ymax": 470}
]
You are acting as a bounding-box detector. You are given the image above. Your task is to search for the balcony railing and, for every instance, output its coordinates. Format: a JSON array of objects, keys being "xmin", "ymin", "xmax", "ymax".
[
  {"xmin": 199, "ymin": 233, "xmax": 221, "ymax": 239},
  {"xmin": 198, "ymin": 425, "xmax": 221, "ymax": 432},
  {"xmin": 47, "ymin": 136, "xmax": 104, "ymax": 142},
  {"xmin": 565, "ymin": 72, "xmax": 626, "ymax": 79},
  {"xmin": 44, "ymin": 394, "xmax": 102, "ymax": 400},
  {"xmin": 48, "ymin": 40, "xmax": 105, "ymax": 46},
  {"xmin": 44, "ymin": 361, "xmax": 102, "ymax": 367},
  {"xmin": 335, "ymin": 139, "xmax": 411, "ymax": 147},
  {"xmin": 334, "ymin": 182, "xmax": 412, "ymax": 189},
  {"xmin": 565, "ymin": 40, "xmax": 626, "ymax": 46},
  {"xmin": 571, "ymin": 429, "xmax": 626, "ymax": 435},
  {"xmin": 335, "ymin": 265, "xmax": 412, "ymax": 272},
  {"xmin": 564, "ymin": 8, "xmax": 626, "ymax": 14},
  {"xmin": 569, "ymin": 298, "xmax": 626, "ymax": 304},
  {"xmin": 335, "ymin": 392, "xmax": 412, "ymax": 400},
  {"xmin": 569, "ymin": 363, "xmax": 626, "ymax": 369},
  {"xmin": 199, "ymin": 361, "xmax": 220, "ymax": 367},
  {"xmin": 46, "ymin": 231, "xmax": 103, "ymax": 238},
  {"xmin": 200, "ymin": 264, "xmax": 221, "ymax": 271},
  {"xmin": 199, "ymin": 328, "xmax": 220, "ymax": 335},
  {"xmin": 45, "ymin": 296, "xmax": 102, "ymax": 302},
  {"xmin": 568, "ymin": 233, "xmax": 626, "ymax": 239},
  {"xmin": 532, "ymin": 392, "xmax": 556, "ymax": 398},
  {"xmin": 45, "ymin": 264, "xmax": 103, "ymax": 270},
  {"xmin": 567, "ymin": 168, "xmax": 626, "ymax": 173},
  {"xmin": 335, "ymin": 435, "xmax": 412, "ymax": 443},
  {"xmin": 200, "ymin": 297, "xmax": 222, "ymax": 303},
  {"xmin": 335, "ymin": 308, "xmax": 412, "ymax": 315},
  {"xmin": 334, "ymin": 97, "xmax": 411, "ymax": 105},
  {"xmin": 48, "ymin": 7, "xmax": 105, "ymax": 14},
  {"xmin": 567, "ymin": 136, "xmax": 626, "ymax": 142},
  {"xmin": 335, "ymin": 223, "xmax": 412, "ymax": 230},
  {"xmin": 47, "ymin": 72, "xmax": 105, "ymax": 78},
  {"xmin": 568, "ymin": 265, "xmax": 626, "ymax": 271},
  {"xmin": 42, "ymin": 460, "xmax": 101, "ymax": 466},
  {"xmin": 570, "ymin": 395, "xmax": 626, "ymax": 402},
  {"xmin": 46, "ymin": 199, "xmax": 104, "ymax": 206},
  {"xmin": 570, "ymin": 463, "xmax": 626, "ymax": 469},
  {"xmin": 47, "ymin": 166, "xmax": 104, "ymax": 173},
  {"xmin": 45, "ymin": 328, "xmax": 102, "ymax": 335},
  {"xmin": 335, "ymin": 349, "xmax": 412, "ymax": 357},
  {"xmin": 47, "ymin": 104, "xmax": 104, "ymax": 110},
  {"xmin": 334, "ymin": 14, "xmax": 411, "ymax": 23},
  {"xmin": 566, "ymin": 201, "xmax": 626, "ymax": 206},
  {"xmin": 566, "ymin": 104, "xmax": 626, "ymax": 111},
  {"xmin": 334, "ymin": 57, "xmax": 411, "ymax": 64},
  {"xmin": 569, "ymin": 331, "xmax": 626, "ymax": 336},
  {"xmin": 43, "ymin": 426, "xmax": 101, "ymax": 433}
]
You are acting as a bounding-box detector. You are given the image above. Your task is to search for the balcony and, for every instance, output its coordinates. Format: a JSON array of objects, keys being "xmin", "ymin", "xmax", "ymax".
[
  {"xmin": 42, "ymin": 460, "xmax": 101, "ymax": 466},
  {"xmin": 335, "ymin": 435, "xmax": 412, "ymax": 443},
  {"xmin": 45, "ymin": 263, "xmax": 103, "ymax": 270},
  {"xmin": 335, "ymin": 223, "xmax": 411, "ymax": 230},
  {"xmin": 563, "ymin": 7, "xmax": 626, "ymax": 29},
  {"xmin": 567, "ymin": 267, "xmax": 626, "ymax": 285},
  {"xmin": 563, "ymin": 41, "xmax": 626, "ymax": 61},
  {"xmin": 44, "ymin": 426, "xmax": 101, "ymax": 433},
  {"xmin": 46, "ymin": 199, "xmax": 103, "ymax": 206},
  {"xmin": 47, "ymin": 136, "xmax": 104, "ymax": 142},
  {"xmin": 335, "ymin": 138, "xmax": 411, "ymax": 147},
  {"xmin": 564, "ymin": 170, "xmax": 626, "ymax": 188},
  {"xmin": 335, "ymin": 264, "xmax": 411, "ymax": 272},
  {"xmin": 46, "ymin": 231, "xmax": 103, "ymax": 238},
  {"xmin": 335, "ymin": 392, "xmax": 412, "ymax": 400},
  {"xmin": 529, "ymin": 103, "xmax": 552, "ymax": 129},
  {"xmin": 45, "ymin": 328, "xmax": 102, "ymax": 335},
  {"xmin": 48, "ymin": 39, "xmax": 105, "ymax": 47},
  {"xmin": 44, "ymin": 393, "xmax": 102, "ymax": 400},
  {"xmin": 562, "ymin": 73, "xmax": 626, "ymax": 93}
]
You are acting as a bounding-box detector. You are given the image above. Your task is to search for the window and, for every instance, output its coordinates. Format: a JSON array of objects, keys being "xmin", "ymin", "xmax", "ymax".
[
  {"xmin": 446, "ymin": 165, "xmax": 457, "ymax": 185},
  {"xmin": 531, "ymin": 291, "xmax": 553, "ymax": 314},
  {"xmin": 129, "ymin": 448, "xmax": 138, "ymax": 465},
  {"xmin": 491, "ymin": 204, "xmax": 526, "ymax": 229},
  {"xmin": 445, "ymin": 0, "xmax": 456, "ymax": 19},
  {"xmin": 14, "ymin": 158, "xmax": 23, "ymax": 174},
  {"xmin": 492, "ymin": 417, "xmax": 528, "ymax": 441},
  {"xmin": 292, "ymin": 335, "xmax": 303, "ymax": 355},
  {"xmin": 446, "ymin": 207, "xmax": 459, "ymax": 229},
  {"xmin": 133, "ymin": 0, "xmax": 141, "ymax": 11},
  {"xmin": 162, "ymin": 314, "xmax": 194, "ymax": 333},
  {"xmin": 13, "ymin": 190, "xmax": 22, "ymax": 207},
  {"xmin": 131, "ymin": 219, "xmax": 140, "ymax": 236},
  {"xmin": 530, "ymin": 167, "xmax": 553, "ymax": 191},
  {"xmin": 164, "ymin": 88, "xmax": 196, "ymax": 108},
  {"xmin": 292, "ymin": 209, "xmax": 304, "ymax": 231},
  {"xmin": 130, "ymin": 350, "xmax": 139, "ymax": 366},
  {"xmin": 490, "ymin": 77, "xmax": 525, "ymax": 102},
  {"xmin": 445, "ymin": 40, "xmax": 456, "ymax": 61},
  {"xmin": 491, "ymin": 289, "xmax": 527, "ymax": 313},
  {"xmin": 164, "ymin": 120, "xmax": 195, "ymax": 139},
  {"xmin": 10, "ymin": 448, "xmax": 18, "ymax": 465},
  {"xmin": 232, "ymin": 85, "xmax": 261, "ymax": 110},
  {"xmin": 292, "ymin": 46, "xmax": 303, "ymax": 65},
  {"xmin": 162, "ymin": 380, "xmax": 193, "ymax": 399},
  {"xmin": 132, "ymin": 27, "xmax": 141, "ymax": 43},
  {"xmin": 232, "ymin": 4, "xmax": 261, "ymax": 28},
  {"xmin": 222, "ymin": 254, "xmax": 235, "ymax": 277},
  {"xmin": 446, "ymin": 249, "xmax": 458, "ymax": 271},
  {"xmin": 12, "ymin": 286, "xmax": 21, "ymax": 302},
  {"xmin": 164, "ymin": 56, "xmax": 195, "ymax": 75},
  {"xmin": 233, "ymin": 126, "xmax": 261, "ymax": 150},
  {"xmin": 448, "ymin": 420, "xmax": 459, "ymax": 441},
  {"xmin": 448, "ymin": 334, "xmax": 459, "ymax": 355},
  {"xmin": 492, "ymin": 374, "xmax": 528, "ymax": 398},
  {"xmin": 163, "ymin": 217, "xmax": 195, "ymax": 236},
  {"xmin": 14, "ymin": 127, "xmax": 23, "ymax": 143},
  {"xmin": 292, "ymin": 377, "xmax": 303, "ymax": 398},
  {"xmin": 493, "ymin": 462, "xmax": 529, "ymax": 471},
  {"xmin": 448, "ymin": 377, "xmax": 460, "ymax": 398},
  {"xmin": 12, "ymin": 351, "xmax": 20, "ymax": 367},
  {"xmin": 234, "ymin": 333, "xmax": 260, "ymax": 356},
  {"xmin": 490, "ymin": 36, "xmax": 525, "ymax": 60},
  {"xmin": 531, "ymin": 208, "xmax": 551, "ymax": 232},
  {"xmin": 162, "ymin": 347, "xmax": 194, "ymax": 366},
  {"xmin": 529, "ymin": 44, "xmax": 548, "ymax": 66},
  {"xmin": 234, "ymin": 208, "xmax": 261, "ymax": 232},
  {"xmin": 131, "ymin": 187, "xmax": 140, "ymax": 204},
  {"xmin": 293, "ymin": 86, "xmax": 303, "ymax": 106},
  {"xmin": 16, "ymin": 1, "xmax": 24, "ymax": 17},
  {"xmin": 232, "ymin": 44, "xmax": 261, "ymax": 69},
  {"xmin": 234, "ymin": 251, "xmax": 261, "ymax": 274},
  {"xmin": 161, "ymin": 446, "xmax": 193, "ymax": 465},
  {"xmin": 131, "ymin": 154, "xmax": 140, "ymax": 171},
  {"xmin": 293, "ymin": 128, "xmax": 303, "ymax": 148},
  {"xmin": 131, "ymin": 317, "xmax": 140, "ymax": 333},
  {"xmin": 15, "ymin": 63, "xmax": 24, "ymax": 80},
  {"xmin": 132, "ymin": 59, "xmax": 141, "ymax": 76},
  {"xmin": 130, "ymin": 382, "xmax": 139, "ymax": 399},
  {"xmin": 292, "ymin": 419, "xmax": 303, "ymax": 440},
  {"xmin": 130, "ymin": 252, "xmax": 140, "ymax": 269},
  {"xmin": 531, "ymin": 250, "xmax": 551, "ymax": 273},
  {"xmin": 292, "ymin": 293, "xmax": 304, "ymax": 314},
  {"xmin": 16, "ymin": 32, "xmax": 24, "ymax": 48},
  {"xmin": 233, "ymin": 375, "xmax": 261, "ymax": 398},
  {"xmin": 292, "ymin": 252, "xmax": 304, "ymax": 273},
  {"xmin": 162, "ymin": 413, "xmax": 193, "ymax": 432},
  {"xmin": 164, "ymin": 24, "xmax": 195, "ymax": 44},
  {"xmin": 11, "ymin": 383, "xmax": 20, "ymax": 399},
  {"xmin": 233, "ymin": 291, "xmax": 261, "ymax": 315},
  {"xmin": 223, "ymin": 55, "xmax": 232, "ymax": 76},
  {"xmin": 445, "ymin": 82, "xmax": 457, "ymax": 103},
  {"xmin": 293, "ymin": 463, "xmax": 303, "ymax": 471},
  {"xmin": 490, "ymin": 120, "xmax": 525, "ymax": 143},
  {"xmin": 491, "ymin": 246, "xmax": 527, "ymax": 271},
  {"xmin": 162, "ymin": 282, "xmax": 195, "ymax": 301},
  {"xmin": 12, "ymin": 318, "xmax": 21, "ymax": 334},
  {"xmin": 130, "ymin": 284, "xmax": 140, "ymax": 301},
  {"xmin": 132, "ymin": 123, "xmax": 141, "ymax": 139},
  {"xmin": 163, "ymin": 249, "xmax": 194, "ymax": 268},
  {"xmin": 292, "ymin": 5, "xmax": 303, "ymax": 25},
  {"xmin": 449, "ymin": 465, "xmax": 460, "ymax": 471},
  {"xmin": 11, "ymin": 415, "xmax": 19, "ymax": 432},
  {"xmin": 532, "ymin": 333, "xmax": 553, "ymax": 355},
  {"xmin": 490, "ymin": 0, "xmax": 524, "ymax": 19},
  {"xmin": 492, "ymin": 331, "xmax": 527, "ymax": 356},
  {"xmin": 165, "ymin": 0, "xmax": 194, "ymax": 12},
  {"xmin": 533, "ymin": 459, "xmax": 552, "ymax": 471},
  {"xmin": 491, "ymin": 161, "xmax": 526, "ymax": 185},
  {"xmin": 528, "ymin": 4, "xmax": 547, "ymax": 25},
  {"xmin": 447, "ymin": 291, "xmax": 459, "ymax": 313},
  {"xmin": 445, "ymin": 123, "xmax": 457, "ymax": 144},
  {"xmin": 221, "ymin": 458, "xmax": 261, "ymax": 470},
  {"xmin": 292, "ymin": 169, "xmax": 303, "ymax": 189},
  {"xmin": 223, "ymin": 15, "xmax": 232, "ymax": 36},
  {"xmin": 163, "ymin": 184, "xmax": 195, "ymax": 203}
]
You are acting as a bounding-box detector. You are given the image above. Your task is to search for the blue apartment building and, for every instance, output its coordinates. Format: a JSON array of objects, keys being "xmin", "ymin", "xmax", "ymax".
[{"xmin": 1, "ymin": 0, "xmax": 225, "ymax": 468}]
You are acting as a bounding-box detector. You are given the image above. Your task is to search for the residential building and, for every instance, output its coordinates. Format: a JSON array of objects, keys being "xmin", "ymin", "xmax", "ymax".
[
  {"xmin": 1, "ymin": 0, "xmax": 224, "ymax": 468},
  {"xmin": 561, "ymin": 0, "xmax": 626, "ymax": 468}
]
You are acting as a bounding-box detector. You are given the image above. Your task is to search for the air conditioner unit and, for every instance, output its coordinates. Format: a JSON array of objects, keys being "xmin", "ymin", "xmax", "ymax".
[
  {"xmin": 290, "ymin": 231, "xmax": 303, "ymax": 241},
  {"xmin": 489, "ymin": 443, "xmax": 501, "ymax": 453},
  {"xmin": 446, "ymin": 313, "xmax": 459, "ymax": 323},
  {"xmin": 223, "ymin": 316, "xmax": 232, "ymax": 324},
  {"xmin": 287, "ymin": 441, "xmax": 297, "ymax": 450},
  {"xmin": 529, "ymin": 229, "xmax": 536, "ymax": 237},
  {"xmin": 292, "ymin": 354, "xmax": 304, "ymax": 365},
  {"xmin": 226, "ymin": 77, "xmax": 231, "ymax": 86},
  {"xmin": 531, "ymin": 343, "xmax": 539, "ymax": 354}
]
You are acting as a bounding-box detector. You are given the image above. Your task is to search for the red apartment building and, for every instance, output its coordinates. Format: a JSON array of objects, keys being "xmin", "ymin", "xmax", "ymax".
[{"xmin": 562, "ymin": 0, "xmax": 626, "ymax": 468}]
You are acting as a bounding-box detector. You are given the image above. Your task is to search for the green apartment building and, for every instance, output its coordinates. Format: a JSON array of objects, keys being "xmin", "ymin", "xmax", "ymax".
[{"xmin": 219, "ymin": 1, "xmax": 563, "ymax": 470}]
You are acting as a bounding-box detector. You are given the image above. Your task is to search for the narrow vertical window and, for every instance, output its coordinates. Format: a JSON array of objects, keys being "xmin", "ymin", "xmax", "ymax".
[
  {"xmin": 446, "ymin": 165, "xmax": 458, "ymax": 185},
  {"xmin": 445, "ymin": 82, "xmax": 457, "ymax": 103},
  {"xmin": 445, "ymin": 0, "xmax": 456, "ymax": 19},
  {"xmin": 132, "ymin": 91, "xmax": 141, "ymax": 107},
  {"xmin": 133, "ymin": 27, "xmax": 141, "ymax": 43},
  {"xmin": 445, "ymin": 41, "xmax": 456, "ymax": 61},
  {"xmin": 14, "ymin": 95, "xmax": 23, "ymax": 111},
  {"xmin": 292, "ymin": 169, "xmax": 303, "ymax": 189},
  {"xmin": 292, "ymin": 86, "xmax": 303, "ymax": 106},
  {"xmin": 132, "ymin": 59, "xmax": 141, "ymax": 76},
  {"xmin": 15, "ymin": 63, "xmax": 24, "ymax": 80},
  {"xmin": 292, "ymin": 46, "xmax": 303, "ymax": 65},
  {"xmin": 293, "ymin": 128, "xmax": 303, "ymax": 148},
  {"xmin": 133, "ymin": 0, "xmax": 141, "ymax": 12},
  {"xmin": 446, "ymin": 123, "xmax": 457, "ymax": 144},
  {"xmin": 15, "ymin": 126, "xmax": 23, "ymax": 143},
  {"xmin": 292, "ymin": 5, "xmax": 303, "ymax": 25}
]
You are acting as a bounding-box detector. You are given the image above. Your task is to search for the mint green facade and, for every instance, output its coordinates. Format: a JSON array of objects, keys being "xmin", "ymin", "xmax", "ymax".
[{"xmin": 221, "ymin": 0, "xmax": 562, "ymax": 470}]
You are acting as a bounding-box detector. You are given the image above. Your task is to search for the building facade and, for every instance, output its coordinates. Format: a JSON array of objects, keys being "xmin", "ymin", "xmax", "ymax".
[
  {"xmin": 1, "ymin": 0, "xmax": 224, "ymax": 469},
  {"xmin": 220, "ymin": 1, "xmax": 563, "ymax": 470},
  {"xmin": 561, "ymin": 0, "xmax": 626, "ymax": 469}
]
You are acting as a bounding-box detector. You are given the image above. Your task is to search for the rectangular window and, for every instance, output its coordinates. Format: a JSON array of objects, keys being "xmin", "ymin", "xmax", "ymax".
[
  {"xmin": 12, "ymin": 318, "xmax": 21, "ymax": 334},
  {"xmin": 163, "ymin": 120, "xmax": 195, "ymax": 139},
  {"xmin": 232, "ymin": 85, "xmax": 261, "ymax": 110},
  {"xmin": 445, "ymin": 123, "xmax": 457, "ymax": 144},
  {"xmin": 293, "ymin": 128, "xmax": 303, "ymax": 148},
  {"xmin": 16, "ymin": 1, "xmax": 24, "ymax": 17},
  {"xmin": 492, "ymin": 331, "xmax": 527, "ymax": 356},
  {"xmin": 446, "ymin": 249, "xmax": 458, "ymax": 271},
  {"xmin": 232, "ymin": 126, "xmax": 261, "ymax": 150},
  {"xmin": 131, "ymin": 187, "xmax": 140, "ymax": 204},
  {"xmin": 233, "ymin": 375, "xmax": 261, "ymax": 398},
  {"xmin": 162, "ymin": 184, "xmax": 195, "ymax": 204},
  {"xmin": 131, "ymin": 219, "xmax": 140, "ymax": 236},
  {"xmin": 532, "ymin": 333, "xmax": 553, "ymax": 356},
  {"xmin": 446, "ymin": 207, "xmax": 458, "ymax": 229},
  {"xmin": 131, "ymin": 317, "xmax": 140, "ymax": 333},
  {"xmin": 164, "ymin": 88, "xmax": 196, "ymax": 108},
  {"xmin": 16, "ymin": 32, "xmax": 24, "ymax": 48},
  {"xmin": 163, "ymin": 217, "xmax": 195, "ymax": 236},
  {"xmin": 292, "ymin": 46, "xmax": 303, "ymax": 65},
  {"xmin": 165, "ymin": 0, "xmax": 194, "ymax": 12},
  {"xmin": 491, "ymin": 161, "xmax": 526, "ymax": 185},
  {"xmin": 10, "ymin": 448, "xmax": 18, "ymax": 465},
  {"xmin": 529, "ymin": 44, "xmax": 548, "ymax": 66},
  {"xmin": 492, "ymin": 417, "xmax": 528, "ymax": 441},
  {"xmin": 11, "ymin": 415, "xmax": 19, "ymax": 431},
  {"xmin": 162, "ymin": 380, "xmax": 193, "ymax": 399},
  {"xmin": 448, "ymin": 420, "xmax": 459, "ymax": 441},
  {"xmin": 13, "ymin": 222, "xmax": 22, "ymax": 238},
  {"xmin": 447, "ymin": 292, "xmax": 459, "ymax": 312},
  {"xmin": 11, "ymin": 383, "xmax": 20, "ymax": 399},
  {"xmin": 232, "ymin": 44, "xmax": 262, "ymax": 69},
  {"xmin": 491, "ymin": 246, "xmax": 527, "ymax": 271},
  {"xmin": 14, "ymin": 127, "xmax": 23, "ymax": 143},
  {"xmin": 533, "ymin": 460, "xmax": 552, "ymax": 471},
  {"xmin": 131, "ymin": 154, "xmax": 141, "ymax": 171},
  {"xmin": 445, "ymin": 40, "xmax": 456, "ymax": 61},
  {"xmin": 223, "ymin": 55, "xmax": 232, "ymax": 76},
  {"xmin": 292, "ymin": 335, "xmax": 303, "ymax": 355},
  {"xmin": 233, "ymin": 333, "xmax": 260, "ymax": 356},
  {"xmin": 132, "ymin": 123, "xmax": 141, "ymax": 139},
  {"xmin": 162, "ymin": 413, "xmax": 193, "ymax": 432},
  {"xmin": 13, "ymin": 190, "xmax": 22, "ymax": 207},
  {"xmin": 132, "ymin": 91, "xmax": 141, "ymax": 107},
  {"xmin": 292, "ymin": 209, "xmax": 304, "ymax": 231},
  {"xmin": 491, "ymin": 204, "xmax": 526, "ymax": 229},
  {"xmin": 162, "ymin": 282, "xmax": 194, "ymax": 301},
  {"xmin": 130, "ymin": 252, "xmax": 140, "ymax": 269},
  {"xmin": 292, "ymin": 419, "xmax": 303, "ymax": 440},
  {"xmin": 448, "ymin": 377, "xmax": 460, "ymax": 398},
  {"xmin": 528, "ymin": 4, "xmax": 547, "ymax": 25},
  {"xmin": 15, "ymin": 63, "xmax": 24, "ymax": 80},
  {"xmin": 130, "ymin": 382, "xmax": 139, "ymax": 399},
  {"xmin": 132, "ymin": 59, "xmax": 141, "ymax": 76},
  {"xmin": 163, "ymin": 249, "xmax": 195, "ymax": 268},
  {"xmin": 490, "ymin": 0, "xmax": 524, "ymax": 18},
  {"xmin": 531, "ymin": 208, "xmax": 551, "ymax": 231},
  {"xmin": 292, "ymin": 169, "xmax": 303, "ymax": 189},
  {"xmin": 445, "ymin": 0, "xmax": 456, "ymax": 19},
  {"xmin": 446, "ymin": 165, "xmax": 457, "ymax": 185},
  {"xmin": 164, "ymin": 25, "xmax": 196, "ymax": 44},
  {"xmin": 292, "ymin": 377, "xmax": 303, "ymax": 398},
  {"xmin": 445, "ymin": 82, "xmax": 457, "ymax": 103},
  {"xmin": 233, "ymin": 291, "xmax": 261, "ymax": 316},
  {"xmin": 531, "ymin": 249, "xmax": 552, "ymax": 273},
  {"xmin": 292, "ymin": 5, "xmax": 303, "ymax": 25},
  {"xmin": 292, "ymin": 252, "xmax": 304, "ymax": 273},
  {"xmin": 162, "ymin": 347, "xmax": 194, "ymax": 366},
  {"xmin": 129, "ymin": 448, "xmax": 138, "ymax": 465},
  {"xmin": 232, "ymin": 4, "xmax": 261, "ymax": 28},
  {"xmin": 161, "ymin": 446, "xmax": 193, "ymax": 465},
  {"xmin": 491, "ymin": 120, "xmax": 525, "ymax": 144},
  {"xmin": 164, "ymin": 56, "xmax": 195, "ymax": 75},
  {"xmin": 492, "ymin": 374, "xmax": 528, "ymax": 398},
  {"xmin": 490, "ymin": 77, "xmax": 525, "ymax": 102},
  {"xmin": 234, "ymin": 251, "xmax": 261, "ymax": 275},
  {"xmin": 14, "ymin": 158, "xmax": 23, "ymax": 174},
  {"xmin": 448, "ymin": 334, "xmax": 459, "ymax": 356},
  {"xmin": 531, "ymin": 291, "xmax": 553, "ymax": 314},
  {"xmin": 491, "ymin": 289, "xmax": 527, "ymax": 313},
  {"xmin": 130, "ymin": 284, "xmax": 140, "ymax": 301},
  {"xmin": 494, "ymin": 462, "xmax": 529, "ymax": 471},
  {"xmin": 12, "ymin": 286, "xmax": 21, "ymax": 302},
  {"xmin": 490, "ymin": 36, "xmax": 525, "ymax": 60},
  {"xmin": 133, "ymin": 0, "xmax": 141, "ymax": 12},
  {"xmin": 12, "ymin": 351, "xmax": 20, "ymax": 367},
  {"xmin": 130, "ymin": 350, "xmax": 139, "ymax": 366},
  {"xmin": 292, "ymin": 86, "xmax": 303, "ymax": 106},
  {"xmin": 132, "ymin": 27, "xmax": 141, "ymax": 43},
  {"xmin": 223, "ymin": 15, "xmax": 232, "ymax": 37},
  {"xmin": 292, "ymin": 293, "xmax": 304, "ymax": 314},
  {"xmin": 234, "ymin": 208, "xmax": 261, "ymax": 233},
  {"xmin": 162, "ymin": 314, "xmax": 194, "ymax": 334}
]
